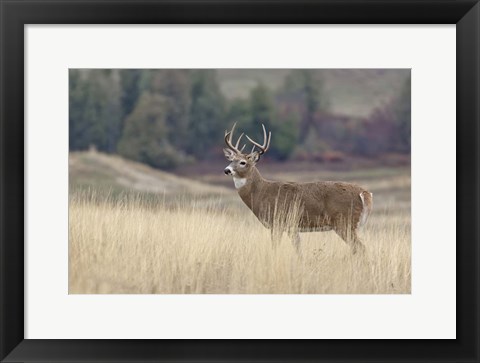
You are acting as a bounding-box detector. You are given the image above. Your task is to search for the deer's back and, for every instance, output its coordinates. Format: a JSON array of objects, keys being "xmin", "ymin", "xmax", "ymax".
[{"xmin": 240, "ymin": 180, "xmax": 370, "ymax": 230}]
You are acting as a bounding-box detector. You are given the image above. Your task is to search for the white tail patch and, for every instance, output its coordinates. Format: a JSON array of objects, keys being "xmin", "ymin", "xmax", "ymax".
[{"xmin": 357, "ymin": 192, "xmax": 372, "ymax": 229}]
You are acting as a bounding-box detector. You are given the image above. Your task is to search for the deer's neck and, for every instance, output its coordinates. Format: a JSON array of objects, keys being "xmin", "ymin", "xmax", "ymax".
[
  {"xmin": 236, "ymin": 167, "xmax": 266, "ymax": 208},
  {"xmin": 234, "ymin": 166, "xmax": 263, "ymax": 188}
]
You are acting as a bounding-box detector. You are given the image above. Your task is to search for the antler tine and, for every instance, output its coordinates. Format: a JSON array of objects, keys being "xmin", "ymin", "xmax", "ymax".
[
  {"xmin": 235, "ymin": 133, "xmax": 244, "ymax": 150},
  {"xmin": 224, "ymin": 123, "xmax": 245, "ymax": 154},
  {"xmin": 227, "ymin": 122, "xmax": 237, "ymax": 142},
  {"xmin": 224, "ymin": 122, "xmax": 236, "ymax": 150},
  {"xmin": 240, "ymin": 144, "xmax": 246, "ymax": 153},
  {"xmin": 245, "ymin": 123, "xmax": 271, "ymax": 155},
  {"xmin": 266, "ymin": 131, "xmax": 272, "ymax": 150},
  {"xmin": 261, "ymin": 124, "xmax": 272, "ymax": 152}
]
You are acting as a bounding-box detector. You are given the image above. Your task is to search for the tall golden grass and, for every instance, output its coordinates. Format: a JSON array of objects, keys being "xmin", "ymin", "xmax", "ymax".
[{"xmin": 69, "ymin": 191, "xmax": 411, "ymax": 294}]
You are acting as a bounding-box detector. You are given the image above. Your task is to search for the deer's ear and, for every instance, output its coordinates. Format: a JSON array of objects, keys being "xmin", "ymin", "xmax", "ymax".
[
  {"xmin": 223, "ymin": 148, "xmax": 236, "ymax": 161},
  {"xmin": 247, "ymin": 152, "xmax": 260, "ymax": 163}
]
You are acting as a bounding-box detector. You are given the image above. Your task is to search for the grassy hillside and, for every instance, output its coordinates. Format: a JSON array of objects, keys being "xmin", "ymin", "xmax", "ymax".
[
  {"xmin": 69, "ymin": 150, "xmax": 230, "ymax": 198},
  {"xmin": 217, "ymin": 69, "xmax": 409, "ymax": 117}
]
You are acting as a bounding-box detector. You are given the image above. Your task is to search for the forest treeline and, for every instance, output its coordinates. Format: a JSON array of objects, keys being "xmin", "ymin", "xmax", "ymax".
[{"xmin": 69, "ymin": 69, "xmax": 410, "ymax": 169}]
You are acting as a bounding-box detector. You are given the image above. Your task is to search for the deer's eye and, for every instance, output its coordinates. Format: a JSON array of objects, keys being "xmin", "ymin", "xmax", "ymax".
[{"xmin": 240, "ymin": 161, "xmax": 247, "ymax": 166}]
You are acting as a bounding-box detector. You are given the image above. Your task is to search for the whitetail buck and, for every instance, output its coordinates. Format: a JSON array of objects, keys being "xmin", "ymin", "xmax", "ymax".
[{"xmin": 223, "ymin": 123, "xmax": 373, "ymax": 254}]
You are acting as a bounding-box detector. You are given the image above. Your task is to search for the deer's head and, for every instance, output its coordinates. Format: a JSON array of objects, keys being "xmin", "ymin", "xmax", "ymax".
[{"xmin": 223, "ymin": 123, "xmax": 271, "ymax": 179}]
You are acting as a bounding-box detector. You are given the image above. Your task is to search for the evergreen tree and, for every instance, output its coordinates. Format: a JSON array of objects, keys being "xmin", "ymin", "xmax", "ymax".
[
  {"xmin": 249, "ymin": 82, "xmax": 274, "ymax": 128},
  {"xmin": 272, "ymin": 116, "xmax": 299, "ymax": 160},
  {"xmin": 69, "ymin": 70, "xmax": 88, "ymax": 150},
  {"xmin": 103, "ymin": 70, "xmax": 123, "ymax": 152},
  {"xmin": 187, "ymin": 70, "xmax": 225, "ymax": 157},
  {"xmin": 117, "ymin": 92, "xmax": 188, "ymax": 169},
  {"xmin": 69, "ymin": 70, "xmax": 123, "ymax": 152},
  {"xmin": 120, "ymin": 69, "xmax": 142, "ymax": 120},
  {"xmin": 248, "ymin": 83, "xmax": 297, "ymax": 160},
  {"xmin": 226, "ymin": 98, "xmax": 252, "ymax": 136},
  {"xmin": 150, "ymin": 70, "xmax": 191, "ymax": 149},
  {"xmin": 280, "ymin": 70, "xmax": 329, "ymax": 142}
]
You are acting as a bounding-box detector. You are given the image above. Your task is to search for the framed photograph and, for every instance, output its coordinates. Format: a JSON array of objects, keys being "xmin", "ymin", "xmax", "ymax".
[{"xmin": 1, "ymin": 0, "xmax": 478, "ymax": 362}]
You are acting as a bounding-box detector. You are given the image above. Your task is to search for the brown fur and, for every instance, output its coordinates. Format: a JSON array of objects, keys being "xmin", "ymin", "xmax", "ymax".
[{"xmin": 224, "ymin": 151, "xmax": 373, "ymax": 254}]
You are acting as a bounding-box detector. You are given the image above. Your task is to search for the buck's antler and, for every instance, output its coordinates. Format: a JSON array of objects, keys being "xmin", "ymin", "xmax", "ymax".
[
  {"xmin": 225, "ymin": 123, "xmax": 246, "ymax": 154},
  {"xmin": 246, "ymin": 124, "xmax": 271, "ymax": 155}
]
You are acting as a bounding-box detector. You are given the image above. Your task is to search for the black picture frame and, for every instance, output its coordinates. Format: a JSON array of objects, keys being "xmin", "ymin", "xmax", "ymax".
[{"xmin": 1, "ymin": 1, "xmax": 479, "ymax": 362}]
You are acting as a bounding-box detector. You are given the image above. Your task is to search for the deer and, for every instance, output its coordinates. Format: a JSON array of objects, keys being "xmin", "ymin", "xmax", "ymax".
[{"xmin": 223, "ymin": 123, "xmax": 373, "ymax": 255}]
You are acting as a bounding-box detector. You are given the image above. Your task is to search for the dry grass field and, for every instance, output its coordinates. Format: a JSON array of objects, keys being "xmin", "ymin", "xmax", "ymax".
[{"xmin": 69, "ymin": 151, "xmax": 411, "ymax": 294}]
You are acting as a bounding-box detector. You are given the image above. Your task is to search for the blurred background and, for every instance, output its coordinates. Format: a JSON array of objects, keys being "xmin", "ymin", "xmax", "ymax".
[
  {"xmin": 69, "ymin": 69, "xmax": 410, "ymax": 164},
  {"xmin": 69, "ymin": 69, "xmax": 410, "ymax": 196}
]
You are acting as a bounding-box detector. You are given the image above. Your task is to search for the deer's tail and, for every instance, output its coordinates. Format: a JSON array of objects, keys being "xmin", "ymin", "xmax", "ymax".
[{"xmin": 358, "ymin": 191, "xmax": 373, "ymax": 229}]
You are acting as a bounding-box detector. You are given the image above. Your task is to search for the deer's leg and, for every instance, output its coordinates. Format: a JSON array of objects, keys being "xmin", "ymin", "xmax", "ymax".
[
  {"xmin": 335, "ymin": 226, "xmax": 365, "ymax": 255},
  {"xmin": 351, "ymin": 232, "xmax": 366, "ymax": 255},
  {"xmin": 270, "ymin": 228, "xmax": 283, "ymax": 247},
  {"xmin": 289, "ymin": 231, "xmax": 302, "ymax": 255}
]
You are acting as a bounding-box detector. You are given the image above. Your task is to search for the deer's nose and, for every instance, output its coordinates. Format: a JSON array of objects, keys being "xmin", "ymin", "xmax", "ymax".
[{"xmin": 224, "ymin": 168, "xmax": 232, "ymax": 175}]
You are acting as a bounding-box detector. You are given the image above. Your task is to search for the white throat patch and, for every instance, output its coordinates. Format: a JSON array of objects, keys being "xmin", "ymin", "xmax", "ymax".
[{"xmin": 233, "ymin": 177, "xmax": 247, "ymax": 189}]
